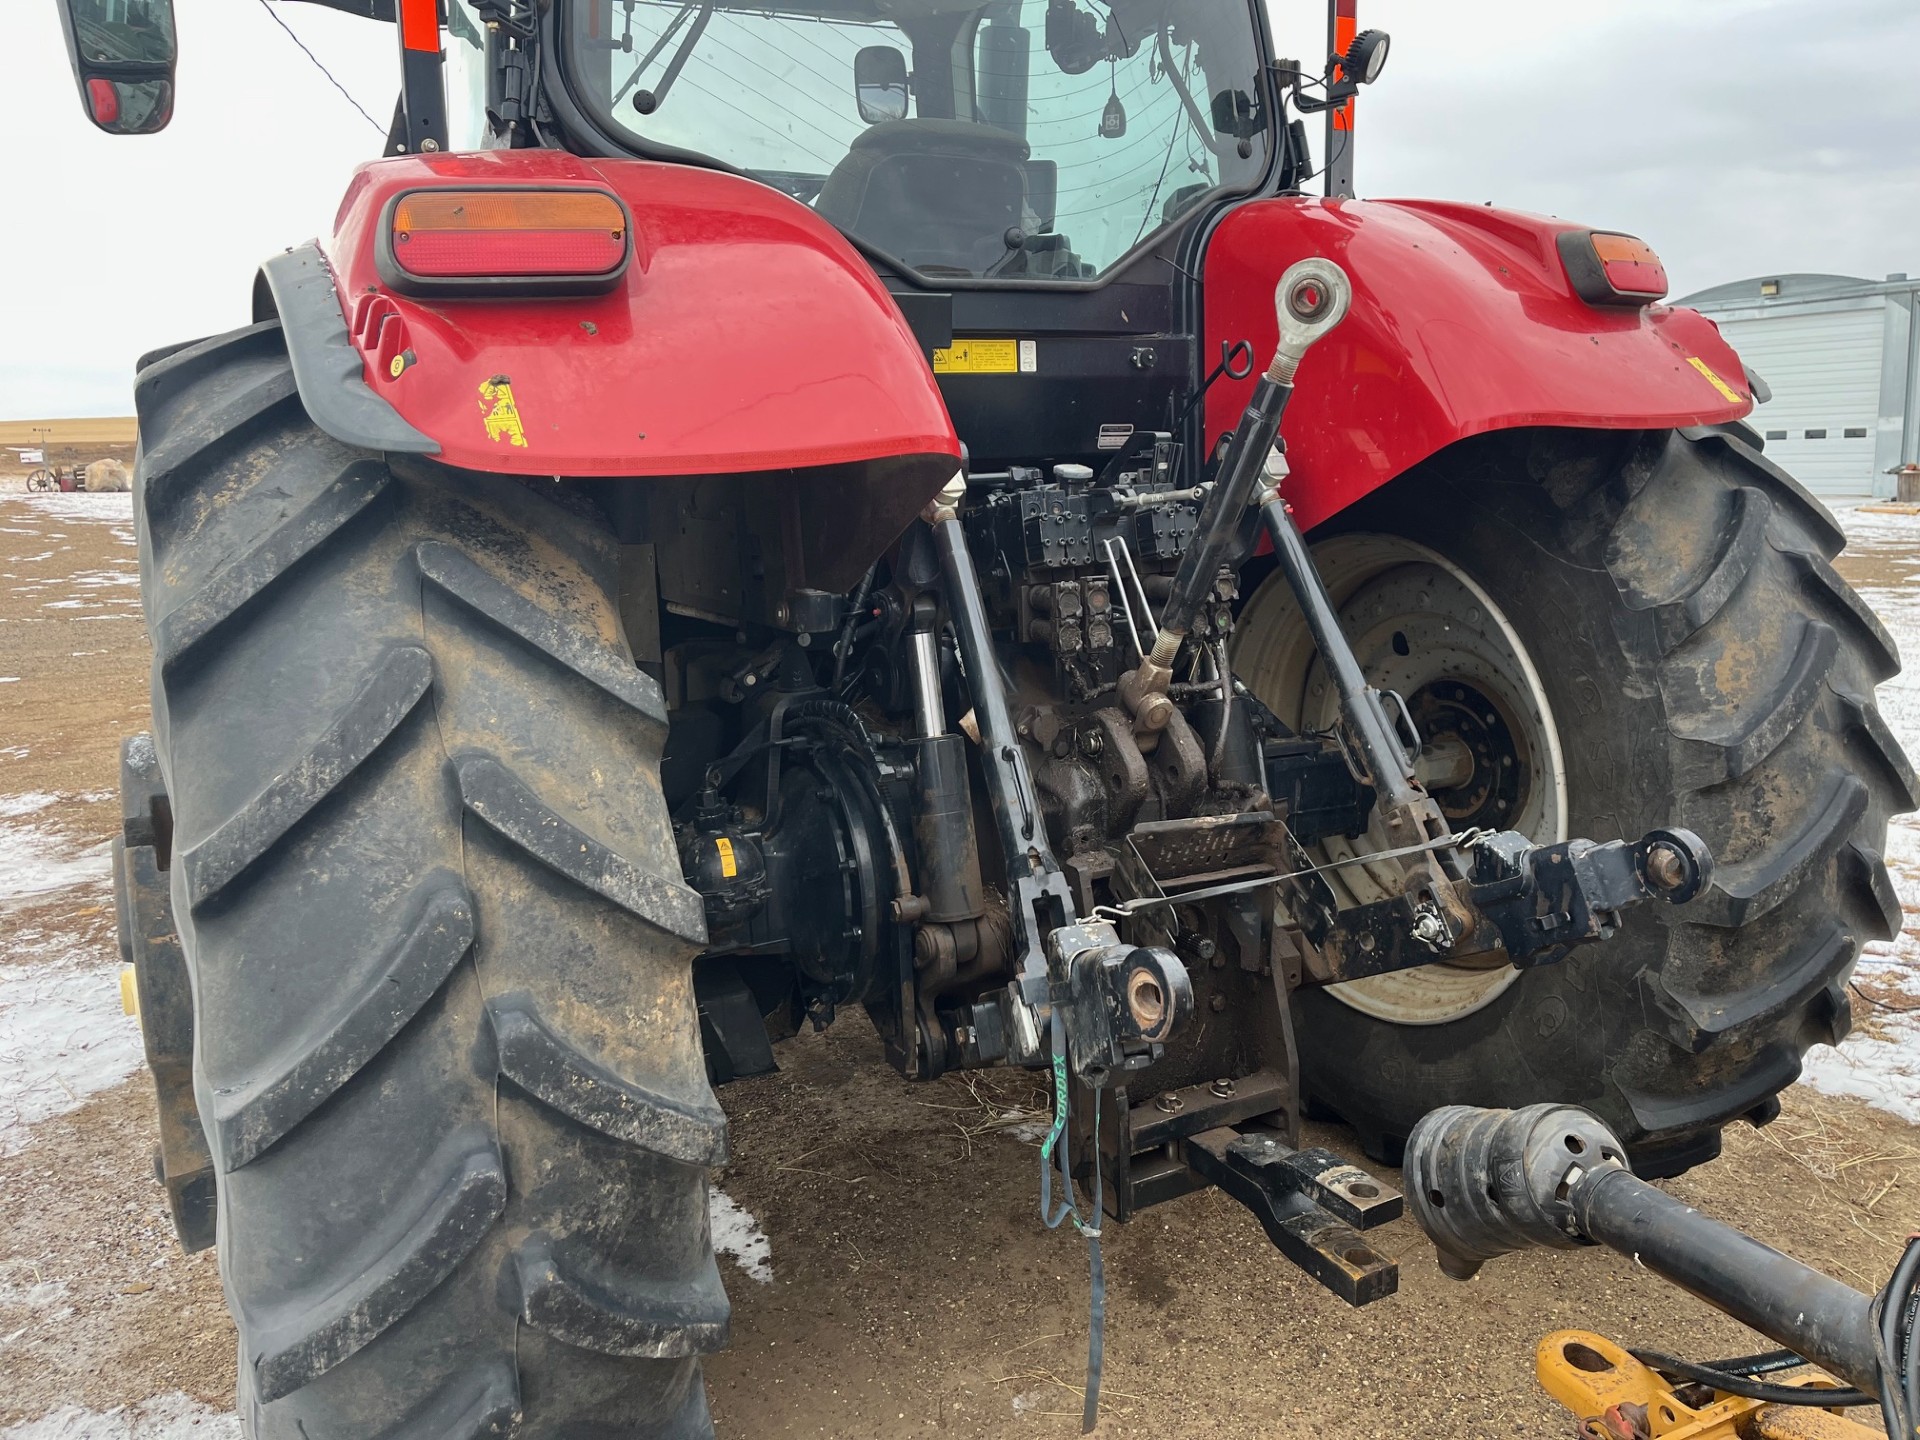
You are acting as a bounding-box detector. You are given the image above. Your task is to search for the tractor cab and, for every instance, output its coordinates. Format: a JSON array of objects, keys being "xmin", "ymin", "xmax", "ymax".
[{"xmin": 448, "ymin": 0, "xmax": 1358, "ymax": 467}]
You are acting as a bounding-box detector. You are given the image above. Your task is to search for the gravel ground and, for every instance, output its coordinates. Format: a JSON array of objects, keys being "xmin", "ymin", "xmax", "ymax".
[{"xmin": 0, "ymin": 489, "xmax": 1913, "ymax": 1439}]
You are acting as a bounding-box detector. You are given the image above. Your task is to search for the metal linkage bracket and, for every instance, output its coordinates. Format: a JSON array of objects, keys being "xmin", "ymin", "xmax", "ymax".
[
  {"xmin": 1466, "ymin": 827, "xmax": 1711, "ymax": 966},
  {"xmin": 1183, "ymin": 1127, "xmax": 1401, "ymax": 1306},
  {"xmin": 1284, "ymin": 825, "xmax": 1714, "ymax": 985}
]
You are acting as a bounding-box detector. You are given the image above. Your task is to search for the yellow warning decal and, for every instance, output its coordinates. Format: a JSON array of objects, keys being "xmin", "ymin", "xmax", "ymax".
[
  {"xmin": 933, "ymin": 339, "xmax": 1020, "ymax": 374},
  {"xmin": 715, "ymin": 836, "xmax": 737, "ymax": 878},
  {"xmin": 478, "ymin": 375, "xmax": 529, "ymax": 447},
  {"xmin": 1686, "ymin": 356, "xmax": 1746, "ymax": 405}
]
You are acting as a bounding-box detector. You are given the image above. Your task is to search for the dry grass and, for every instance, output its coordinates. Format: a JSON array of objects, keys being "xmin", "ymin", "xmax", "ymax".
[
  {"xmin": 927, "ymin": 1069, "xmax": 1054, "ymax": 1158},
  {"xmin": 0, "ymin": 417, "xmax": 137, "ymax": 447},
  {"xmin": 1737, "ymin": 1096, "xmax": 1920, "ymax": 1284}
]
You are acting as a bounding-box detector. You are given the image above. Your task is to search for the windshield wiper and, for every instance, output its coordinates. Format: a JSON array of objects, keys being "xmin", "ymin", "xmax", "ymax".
[
  {"xmin": 613, "ymin": 0, "xmax": 714, "ymax": 113},
  {"xmin": 1156, "ymin": 29, "xmax": 1236, "ymax": 160}
]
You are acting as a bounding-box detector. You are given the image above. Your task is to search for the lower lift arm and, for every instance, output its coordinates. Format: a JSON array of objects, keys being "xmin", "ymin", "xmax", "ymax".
[{"xmin": 925, "ymin": 475, "xmax": 1193, "ymax": 1083}]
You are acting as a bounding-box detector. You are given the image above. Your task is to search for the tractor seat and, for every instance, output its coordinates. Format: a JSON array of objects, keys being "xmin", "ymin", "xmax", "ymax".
[{"xmin": 815, "ymin": 119, "xmax": 1031, "ymax": 274}]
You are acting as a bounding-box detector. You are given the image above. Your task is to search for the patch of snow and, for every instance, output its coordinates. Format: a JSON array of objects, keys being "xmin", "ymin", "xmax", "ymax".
[
  {"xmin": 1011, "ymin": 1389, "xmax": 1051, "ymax": 1417},
  {"xmin": 0, "ymin": 961, "xmax": 145, "ymax": 1152},
  {"xmin": 0, "ymin": 1279, "xmax": 70, "ymax": 1311},
  {"xmin": 0, "ymin": 818, "xmax": 111, "ymax": 905},
  {"xmin": 22, "ymin": 494, "xmax": 135, "ymax": 524},
  {"xmin": 1800, "ymin": 1024, "xmax": 1920, "ymax": 1124},
  {"xmin": 0, "ymin": 1394, "xmax": 240, "ymax": 1440},
  {"xmin": 1796, "ymin": 511, "xmax": 1920, "ymax": 1123},
  {"xmin": 0, "ymin": 677, "xmax": 18, "ymax": 683},
  {"xmin": 708, "ymin": 1188, "xmax": 773, "ymax": 1284},
  {"xmin": 0, "ymin": 793, "xmax": 58, "ymax": 820},
  {"xmin": 999, "ymin": 1109, "xmax": 1051, "ymax": 1145}
]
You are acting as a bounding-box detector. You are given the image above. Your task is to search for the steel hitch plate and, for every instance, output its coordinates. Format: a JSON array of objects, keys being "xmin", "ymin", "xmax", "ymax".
[{"xmin": 1183, "ymin": 1127, "xmax": 1400, "ymax": 1306}]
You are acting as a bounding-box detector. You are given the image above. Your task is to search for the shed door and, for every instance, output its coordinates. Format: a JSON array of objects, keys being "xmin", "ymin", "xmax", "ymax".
[{"xmin": 1718, "ymin": 306, "xmax": 1885, "ymax": 497}]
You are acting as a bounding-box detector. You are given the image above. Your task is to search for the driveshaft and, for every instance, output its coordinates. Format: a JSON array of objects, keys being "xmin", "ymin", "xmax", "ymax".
[{"xmin": 1404, "ymin": 1104, "xmax": 1903, "ymax": 1405}]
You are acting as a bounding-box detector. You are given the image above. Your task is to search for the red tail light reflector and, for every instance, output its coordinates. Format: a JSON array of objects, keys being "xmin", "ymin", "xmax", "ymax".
[
  {"xmin": 380, "ymin": 188, "xmax": 631, "ymax": 294},
  {"xmin": 1592, "ymin": 233, "xmax": 1668, "ymax": 297},
  {"xmin": 1557, "ymin": 230, "xmax": 1668, "ymax": 307},
  {"xmin": 86, "ymin": 77, "xmax": 121, "ymax": 125}
]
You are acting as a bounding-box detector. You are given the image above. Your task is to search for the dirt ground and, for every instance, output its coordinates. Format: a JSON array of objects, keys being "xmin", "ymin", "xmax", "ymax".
[{"xmin": 0, "ymin": 490, "xmax": 1914, "ymax": 1438}]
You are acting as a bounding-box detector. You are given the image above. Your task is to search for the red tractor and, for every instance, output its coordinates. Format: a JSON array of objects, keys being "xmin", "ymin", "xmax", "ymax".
[{"xmin": 60, "ymin": 0, "xmax": 1914, "ymax": 1435}]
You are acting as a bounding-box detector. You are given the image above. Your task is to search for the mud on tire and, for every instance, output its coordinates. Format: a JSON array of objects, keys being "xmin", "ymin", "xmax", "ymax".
[
  {"xmin": 1240, "ymin": 424, "xmax": 1915, "ymax": 1177},
  {"xmin": 133, "ymin": 321, "xmax": 728, "ymax": 1438}
]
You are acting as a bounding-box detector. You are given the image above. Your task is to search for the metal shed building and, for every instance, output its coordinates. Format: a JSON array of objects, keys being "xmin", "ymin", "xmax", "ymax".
[{"xmin": 1677, "ymin": 272, "xmax": 1920, "ymax": 499}]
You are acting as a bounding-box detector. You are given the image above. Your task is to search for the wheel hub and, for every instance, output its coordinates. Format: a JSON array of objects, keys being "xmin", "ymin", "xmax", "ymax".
[{"xmin": 1409, "ymin": 679, "xmax": 1527, "ymax": 832}]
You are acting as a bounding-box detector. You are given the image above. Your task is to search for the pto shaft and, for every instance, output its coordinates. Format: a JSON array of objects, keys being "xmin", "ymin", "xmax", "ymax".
[
  {"xmin": 1404, "ymin": 1104, "xmax": 1883, "ymax": 1399},
  {"xmin": 1573, "ymin": 1164, "xmax": 1879, "ymax": 1397}
]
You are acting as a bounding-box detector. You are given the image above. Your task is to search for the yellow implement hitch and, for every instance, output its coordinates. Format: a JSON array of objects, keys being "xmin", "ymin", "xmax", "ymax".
[{"xmin": 1537, "ymin": 1331, "xmax": 1878, "ymax": 1440}]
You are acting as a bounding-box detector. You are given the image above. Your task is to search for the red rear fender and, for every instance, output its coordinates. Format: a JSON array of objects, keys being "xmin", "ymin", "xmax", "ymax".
[
  {"xmin": 1202, "ymin": 197, "xmax": 1753, "ymax": 531},
  {"xmin": 316, "ymin": 150, "xmax": 960, "ymax": 484}
]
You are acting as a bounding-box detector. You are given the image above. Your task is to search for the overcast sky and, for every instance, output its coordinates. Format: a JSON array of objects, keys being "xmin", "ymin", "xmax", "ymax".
[{"xmin": 4, "ymin": 0, "xmax": 1916, "ymax": 420}]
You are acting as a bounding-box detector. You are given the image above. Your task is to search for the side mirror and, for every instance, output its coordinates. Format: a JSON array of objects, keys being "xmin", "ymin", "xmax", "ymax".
[
  {"xmin": 1210, "ymin": 89, "xmax": 1262, "ymax": 140},
  {"xmin": 53, "ymin": 0, "xmax": 178, "ymax": 135},
  {"xmin": 853, "ymin": 46, "xmax": 909, "ymax": 125}
]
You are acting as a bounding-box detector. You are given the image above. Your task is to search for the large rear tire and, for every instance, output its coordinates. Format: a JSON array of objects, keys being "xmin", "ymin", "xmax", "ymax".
[
  {"xmin": 1235, "ymin": 425, "xmax": 1914, "ymax": 1176},
  {"xmin": 133, "ymin": 322, "xmax": 726, "ymax": 1438}
]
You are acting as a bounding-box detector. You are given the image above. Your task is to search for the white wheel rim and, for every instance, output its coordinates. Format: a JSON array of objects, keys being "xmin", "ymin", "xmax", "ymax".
[{"xmin": 1232, "ymin": 533, "xmax": 1568, "ymax": 1025}]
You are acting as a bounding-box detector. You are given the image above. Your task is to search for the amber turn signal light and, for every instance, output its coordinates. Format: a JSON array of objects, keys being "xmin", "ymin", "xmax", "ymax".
[
  {"xmin": 378, "ymin": 187, "xmax": 632, "ymax": 295},
  {"xmin": 1556, "ymin": 230, "xmax": 1668, "ymax": 307}
]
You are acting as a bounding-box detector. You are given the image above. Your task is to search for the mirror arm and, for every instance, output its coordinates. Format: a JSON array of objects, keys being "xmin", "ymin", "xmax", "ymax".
[{"xmin": 614, "ymin": 1, "xmax": 695, "ymax": 105}]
